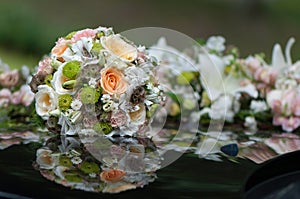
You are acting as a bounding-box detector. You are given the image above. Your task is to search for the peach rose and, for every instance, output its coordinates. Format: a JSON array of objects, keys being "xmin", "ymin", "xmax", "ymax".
[
  {"xmin": 100, "ymin": 67, "xmax": 127, "ymax": 95},
  {"xmin": 100, "ymin": 169, "xmax": 126, "ymax": 183},
  {"xmin": 51, "ymin": 38, "xmax": 71, "ymax": 59}
]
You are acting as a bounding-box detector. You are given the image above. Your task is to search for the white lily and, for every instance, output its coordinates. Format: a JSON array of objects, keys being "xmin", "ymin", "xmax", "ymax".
[
  {"xmin": 198, "ymin": 53, "xmax": 258, "ymax": 102},
  {"xmin": 149, "ymin": 37, "xmax": 198, "ymax": 74},
  {"xmin": 271, "ymin": 37, "xmax": 295, "ymax": 69}
]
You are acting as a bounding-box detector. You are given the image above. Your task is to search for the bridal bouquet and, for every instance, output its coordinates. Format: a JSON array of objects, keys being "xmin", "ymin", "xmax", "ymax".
[
  {"xmin": 30, "ymin": 26, "xmax": 164, "ymax": 136},
  {"xmin": 32, "ymin": 26, "xmax": 165, "ymax": 193}
]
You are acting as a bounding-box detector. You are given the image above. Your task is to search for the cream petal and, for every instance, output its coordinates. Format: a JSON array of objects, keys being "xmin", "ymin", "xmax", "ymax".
[
  {"xmin": 35, "ymin": 85, "xmax": 58, "ymax": 119},
  {"xmin": 198, "ymin": 53, "xmax": 226, "ymax": 101},
  {"xmin": 101, "ymin": 34, "xmax": 138, "ymax": 62},
  {"xmin": 51, "ymin": 64, "xmax": 75, "ymax": 95}
]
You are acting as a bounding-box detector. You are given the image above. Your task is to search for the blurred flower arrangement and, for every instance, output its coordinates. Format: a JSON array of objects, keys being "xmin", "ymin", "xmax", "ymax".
[
  {"xmin": 0, "ymin": 59, "xmax": 35, "ymax": 129},
  {"xmin": 151, "ymin": 35, "xmax": 300, "ymax": 133},
  {"xmin": 148, "ymin": 35, "xmax": 300, "ymax": 164},
  {"xmin": 0, "ymin": 59, "xmax": 47, "ymax": 150}
]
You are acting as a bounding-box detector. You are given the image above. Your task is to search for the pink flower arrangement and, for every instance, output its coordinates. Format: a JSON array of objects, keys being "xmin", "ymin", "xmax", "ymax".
[
  {"xmin": 267, "ymin": 88, "xmax": 300, "ymax": 132},
  {"xmin": 0, "ymin": 85, "xmax": 34, "ymax": 107}
]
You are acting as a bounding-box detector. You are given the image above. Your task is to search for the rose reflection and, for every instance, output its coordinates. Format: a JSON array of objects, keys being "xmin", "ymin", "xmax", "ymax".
[{"xmin": 34, "ymin": 135, "xmax": 159, "ymax": 194}]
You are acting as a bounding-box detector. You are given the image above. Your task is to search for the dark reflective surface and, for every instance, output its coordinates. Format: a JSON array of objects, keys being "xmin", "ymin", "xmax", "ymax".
[
  {"xmin": 0, "ymin": 143, "xmax": 257, "ymax": 199},
  {"xmin": 244, "ymin": 151, "xmax": 300, "ymax": 199}
]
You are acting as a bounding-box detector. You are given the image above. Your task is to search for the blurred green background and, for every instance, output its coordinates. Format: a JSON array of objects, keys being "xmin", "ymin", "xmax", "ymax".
[{"xmin": 1, "ymin": 0, "xmax": 300, "ymax": 69}]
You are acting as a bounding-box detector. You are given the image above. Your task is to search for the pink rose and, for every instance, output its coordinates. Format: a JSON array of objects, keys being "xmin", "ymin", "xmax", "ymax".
[
  {"xmin": 267, "ymin": 89, "xmax": 297, "ymax": 116},
  {"xmin": 0, "ymin": 88, "xmax": 12, "ymax": 107},
  {"xmin": 72, "ymin": 29, "xmax": 97, "ymax": 42},
  {"xmin": 83, "ymin": 117, "xmax": 98, "ymax": 128},
  {"xmin": 11, "ymin": 90, "xmax": 22, "ymax": 105},
  {"xmin": 10, "ymin": 85, "xmax": 34, "ymax": 106},
  {"xmin": 254, "ymin": 68, "xmax": 278, "ymax": 85},
  {"xmin": 294, "ymin": 95, "xmax": 300, "ymax": 116},
  {"xmin": 20, "ymin": 85, "xmax": 35, "ymax": 106},
  {"xmin": 281, "ymin": 117, "xmax": 300, "ymax": 132},
  {"xmin": 273, "ymin": 116, "xmax": 300, "ymax": 132},
  {"xmin": 0, "ymin": 70, "xmax": 19, "ymax": 88},
  {"xmin": 37, "ymin": 57, "xmax": 53, "ymax": 77},
  {"xmin": 110, "ymin": 110, "xmax": 127, "ymax": 127},
  {"xmin": 246, "ymin": 57, "xmax": 261, "ymax": 73}
]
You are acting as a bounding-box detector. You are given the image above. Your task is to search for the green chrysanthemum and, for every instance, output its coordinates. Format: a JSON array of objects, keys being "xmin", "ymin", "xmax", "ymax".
[
  {"xmin": 65, "ymin": 174, "xmax": 82, "ymax": 183},
  {"xmin": 58, "ymin": 94, "xmax": 72, "ymax": 111},
  {"xmin": 63, "ymin": 61, "xmax": 80, "ymax": 79},
  {"xmin": 93, "ymin": 122, "xmax": 113, "ymax": 135},
  {"xmin": 80, "ymin": 87, "xmax": 100, "ymax": 104},
  {"xmin": 59, "ymin": 156, "xmax": 73, "ymax": 167},
  {"xmin": 44, "ymin": 74, "xmax": 53, "ymax": 87},
  {"xmin": 80, "ymin": 161, "xmax": 100, "ymax": 174}
]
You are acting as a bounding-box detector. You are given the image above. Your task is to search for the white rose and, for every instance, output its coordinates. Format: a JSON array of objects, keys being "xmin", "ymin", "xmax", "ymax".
[
  {"xmin": 35, "ymin": 85, "xmax": 58, "ymax": 119},
  {"xmin": 51, "ymin": 63, "xmax": 75, "ymax": 95}
]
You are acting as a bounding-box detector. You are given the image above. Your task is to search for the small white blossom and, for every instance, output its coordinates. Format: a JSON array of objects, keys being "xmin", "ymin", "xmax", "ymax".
[
  {"xmin": 101, "ymin": 94, "xmax": 111, "ymax": 103},
  {"xmin": 125, "ymin": 66, "xmax": 149, "ymax": 86},
  {"xmin": 206, "ymin": 36, "xmax": 226, "ymax": 52},
  {"xmin": 250, "ymin": 100, "xmax": 268, "ymax": 113},
  {"xmin": 89, "ymin": 173, "xmax": 97, "ymax": 178},
  {"xmin": 146, "ymin": 83, "xmax": 154, "ymax": 90},
  {"xmin": 71, "ymin": 156, "xmax": 82, "ymax": 164},
  {"xmin": 144, "ymin": 99, "xmax": 153, "ymax": 106},
  {"xmin": 152, "ymin": 87, "xmax": 160, "ymax": 94},
  {"xmin": 244, "ymin": 116, "xmax": 257, "ymax": 131},
  {"xmin": 209, "ymin": 95, "xmax": 239, "ymax": 122},
  {"xmin": 137, "ymin": 45, "xmax": 146, "ymax": 52},
  {"xmin": 88, "ymin": 78, "xmax": 97, "ymax": 88},
  {"xmin": 71, "ymin": 99, "xmax": 82, "ymax": 111},
  {"xmin": 103, "ymin": 101, "xmax": 118, "ymax": 112}
]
